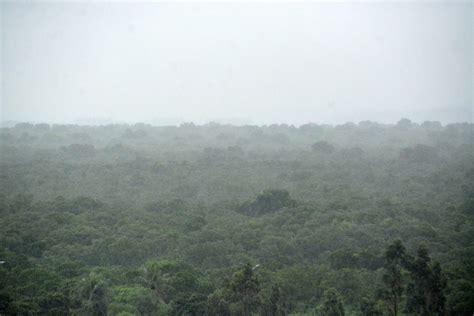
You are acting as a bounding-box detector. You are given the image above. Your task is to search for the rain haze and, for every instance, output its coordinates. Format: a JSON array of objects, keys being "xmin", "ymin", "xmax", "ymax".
[
  {"xmin": 1, "ymin": 1, "xmax": 472, "ymax": 125},
  {"xmin": 2, "ymin": 2, "xmax": 474, "ymax": 314}
]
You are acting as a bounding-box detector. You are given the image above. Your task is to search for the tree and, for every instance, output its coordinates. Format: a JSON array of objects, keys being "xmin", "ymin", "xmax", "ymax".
[
  {"xmin": 61, "ymin": 143, "xmax": 96, "ymax": 158},
  {"xmin": 406, "ymin": 245, "xmax": 447, "ymax": 316},
  {"xmin": 396, "ymin": 118, "xmax": 413, "ymax": 129},
  {"xmin": 381, "ymin": 240, "xmax": 408, "ymax": 316},
  {"xmin": 263, "ymin": 285, "xmax": 287, "ymax": 316},
  {"xmin": 429, "ymin": 262, "xmax": 447, "ymax": 315},
  {"xmin": 109, "ymin": 285, "xmax": 159, "ymax": 315},
  {"xmin": 400, "ymin": 144, "xmax": 437, "ymax": 163},
  {"xmin": 311, "ymin": 141, "xmax": 335, "ymax": 154},
  {"xmin": 207, "ymin": 290, "xmax": 231, "ymax": 316},
  {"xmin": 144, "ymin": 260, "xmax": 181, "ymax": 304},
  {"xmin": 238, "ymin": 190, "xmax": 296, "ymax": 216},
  {"xmin": 74, "ymin": 272, "xmax": 108, "ymax": 316},
  {"xmin": 171, "ymin": 293, "xmax": 207, "ymax": 316},
  {"xmin": 228, "ymin": 263, "xmax": 261, "ymax": 316},
  {"xmin": 317, "ymin": 288, "xmax": 345, "ymax": 316},
  {"xmin": 359, "ymin": 297, "xmax": 383, "ymax": 316},
  {"xmin": 144, "ymin": 259, "xmax": 213, "ymax": 314}
]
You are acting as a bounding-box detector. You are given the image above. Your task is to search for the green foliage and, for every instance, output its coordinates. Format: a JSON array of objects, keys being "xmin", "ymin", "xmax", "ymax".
[
  {"xmin": 380, "ymin": 241, "xmax": 448, "ymax": 316},
  {"xmin": 227, "ymin": 263, "xmax": 261, "ymax": 315},
  {"xmin": 73, "ymin": 272, "xmax": 108, "ymax": 316},
  {"xmin": 263, "ymin": 285, "xmax": 287, "ymax": 316},
  {"xmin": 381, "ymin": 240, "xmax": 407, "ymax": 316},
  {"xmin": 405, "ymin": 245, "xmax": 447, "ymax": 316},
  {"xmin": 311, "ymin": 141, "xmax": 336, "ymax": 154},
  {"xmin": 143, "ymin": 259, "xmax": 213, "ymax": 315},
  {"xmin": 109, "ymin": 285, "xmax": 159, "ymax": 315},
  {"xmin": 317, "ymin": 288, "xmax": 345, "ymax": 316},
  {"xmin": 171, "ymin": 293, "xmax": 208, "ymax": 316},
  {"xmin": 207, "ymin": 290, "xmax": 231, "ymax": 316},
  {"xmin": 359, "ymin": 297, "xmax": 384, "ymax": 316},
  {"xmin": 0, "ymin": 122, "xmax": 472, "ymax": 314},
  {"xmin": 400, "ymin": 144, "xmax": 437, "ymax": 163},
  {"xmin": 238, "ymin": 189, "xmax": 297, "ymax": 216}
]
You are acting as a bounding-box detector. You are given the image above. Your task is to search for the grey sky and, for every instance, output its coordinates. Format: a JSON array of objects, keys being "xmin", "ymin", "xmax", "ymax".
[{"xmin": 1, "ymin": 1, "xmax": 472, "ymax": 125}]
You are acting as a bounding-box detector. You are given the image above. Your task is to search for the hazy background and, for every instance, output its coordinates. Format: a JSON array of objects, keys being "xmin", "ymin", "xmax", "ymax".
[{"xmin": 1, "ymin": 1, "xmax": 472, "ymax": 126}]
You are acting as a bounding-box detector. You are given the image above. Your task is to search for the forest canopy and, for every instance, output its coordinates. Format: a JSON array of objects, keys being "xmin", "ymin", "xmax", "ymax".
[{"xmin": 0, "ymin": 120, "xmax": 473, "ymax": 315}]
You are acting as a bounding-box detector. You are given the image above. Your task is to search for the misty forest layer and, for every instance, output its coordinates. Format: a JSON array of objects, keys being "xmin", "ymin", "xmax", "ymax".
[{"xmin": 0, "ymin": 120, "xmax": 473, "ymax": 315}]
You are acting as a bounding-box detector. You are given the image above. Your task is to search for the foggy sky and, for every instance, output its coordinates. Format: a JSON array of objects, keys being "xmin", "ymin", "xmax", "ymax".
[{"xmin": 1, "ymin": 1, "xmax": 472, "ymax": 126}]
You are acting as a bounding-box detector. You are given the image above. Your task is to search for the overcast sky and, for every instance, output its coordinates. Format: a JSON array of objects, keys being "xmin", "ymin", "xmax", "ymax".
[{"xmin": 1, "ymin": 1, "xmax": 472, "ymax": 125}]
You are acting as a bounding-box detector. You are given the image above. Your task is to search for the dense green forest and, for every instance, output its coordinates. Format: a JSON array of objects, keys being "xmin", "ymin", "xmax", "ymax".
[{"xmin": 0, "ymin": 119, "xmax": 473, "ymax": 315}]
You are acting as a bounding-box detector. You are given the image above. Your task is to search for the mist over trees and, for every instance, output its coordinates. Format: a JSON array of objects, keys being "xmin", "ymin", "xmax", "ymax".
[{"xmin": 0, "ymin": 119, "xmax": 473, "ymax": 315}]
